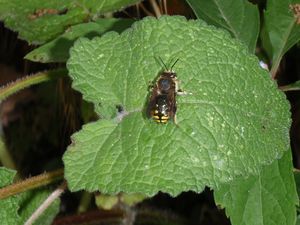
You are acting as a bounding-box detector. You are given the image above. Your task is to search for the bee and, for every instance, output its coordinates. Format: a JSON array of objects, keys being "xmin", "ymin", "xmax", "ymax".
[{"xmin": 147, "ymin": 58, "xmax": 179, "ymax": 124}]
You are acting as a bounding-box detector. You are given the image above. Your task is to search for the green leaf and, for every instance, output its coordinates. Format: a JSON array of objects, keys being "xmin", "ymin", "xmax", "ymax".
[
  {"xmin": 95, "ymin": 194, "xmax": 119, "ymax": 210},
  {"xmin": 0, "ymin": 167, "xmax": 16, "ymax": 187},
  {"xmin": 294, "ymin": 169, "xmax": 300, "ymax": 198},
  {"xmin": 0, "ymin": 168, "xmax": 60, "ymax": 225},
  {"xmin": 0, "ymin": 168, "xmax": 21, "ymax": 225},
  {"xmin": 25, "ymin": 19, "xmax": 134, "ymax": 63},
  {"xmin": 63, "ymin": 16, "xmax": 291, "ymax": 196},
  {"xmin": 297, "ymin": 215, "xmax": 300, "ymax": 225},
  {"xmin": 95, "ymin": 193, "xmax": 146, "ymax": 210},
  {"xmin": 186, "ymin": 0, "xmax": 259, "ymax": 53},
  {"xmin": 0, "ymin": 0, "xmax": 140, "ymax": 44},
  {"xmin": 121, "ymin": 193, "xmax": 146, "ymax": 206},
  {"xmin": 19, "ymin": 189, "xmax": 60, "ymax": 225},
  {"xmin": 214, "ymin": 150, "xmax": 298, "ymax": 225},
  {"xmin": 263, "ymin": 0, "xmax": 300, "ymax": 76}
]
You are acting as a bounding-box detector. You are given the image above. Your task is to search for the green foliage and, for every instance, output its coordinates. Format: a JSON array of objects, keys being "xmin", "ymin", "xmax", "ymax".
[
  {"xmin": 25, "ymin": 18, "xmax": 134, "ymax": 63},
  {"xmin": 0, "ymin": 0, "xmax": 299, "ymax": 223},
  {"xmin": 95, "ymin": 194, "xmax": 119, "ymax": 210},
  {"xmin": 63, "ymin": 16, "xmax": 291, "ymax": 198},
  {"xmin": 96, "ymin": 193, "xmax": 146, "ymax": 210},
  {"xmin": 186, "ymin": 0, "xmax": 259, "ymax": 53},
  {"xmin": 215, "ymin": 150, "xmax": 298, "ymax": 225},
  {"xmin": 0, "ymin": 0, "xmax": 140, "ymax": 44},
  {"xmin": 0, "ymin": 169, "xmax": 20, "ymax": 225},
  {"xmin": 0, "ymin": 168, "xmax": 60, "ymax": 225},
  {"xmin": 18, "ymin": 189, "xmax": 60, "ymax": 225},
  {"xmin": 262, "ymin": 0, "xmax": 300, "ymax": 75},
  {"xmin": 294, "ymin": 170, "xmax": 300, "ymax": 198},
  {"xmin": 121, "ymin": 193, "xmax": 146, "ymax": 206}
]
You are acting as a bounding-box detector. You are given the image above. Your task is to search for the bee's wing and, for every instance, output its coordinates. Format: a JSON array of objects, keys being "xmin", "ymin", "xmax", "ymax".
[
  {"xmin": 167, "ymin": 91, "xmax": 177, "ymax": 120},
  {"xmin": 146, "ymin": 86, "xmax": 159, "ymax": 118}
]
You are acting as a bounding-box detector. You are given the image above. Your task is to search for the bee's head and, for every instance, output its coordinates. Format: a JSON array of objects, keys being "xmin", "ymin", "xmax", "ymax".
[{"xmin": 158, "ymin": 78, "xmax": 171, "ymax": 91}]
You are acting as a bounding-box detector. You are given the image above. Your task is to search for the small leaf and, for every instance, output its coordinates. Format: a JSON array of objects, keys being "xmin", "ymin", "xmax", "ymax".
[
  {"xmin": 214, "ymin": 150, "xmax": 298, "ymax": 225},
  {"xmin": 63, "ymin": 16, "xmax": 291, "ymax": 196},
  {"xmin": 25, "ymin": 19, "xmax": 134, "ymax": 63},
  {"xmin": 263, "ymin": 0, "xmax": 300, "ymax": 76},
  {"xmin": 95, "ymin": 194, "xmax": 119, "ymax": 210},
  {"xmin": 0, "ymin": 167, "xmax": 60, "ymax": 225},
  {"xmin": 186, "ymin": 0, "xmax": 260, "ymax": 53},
  {"xmin": 95, "ymin": 193, "xmax": 146, "ymax": 210},
  {"xmin": 121, "ymin": 193, "xmax": 146, "ymax": 206},
  {"xmin": 0, "ymin": 0, "xmax": 140, "ymax": 44}
]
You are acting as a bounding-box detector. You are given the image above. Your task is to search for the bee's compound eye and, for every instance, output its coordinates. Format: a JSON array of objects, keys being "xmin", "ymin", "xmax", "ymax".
[{"xmin": 159, "ymin": 79, "xmax": 171, "ymax": 91}]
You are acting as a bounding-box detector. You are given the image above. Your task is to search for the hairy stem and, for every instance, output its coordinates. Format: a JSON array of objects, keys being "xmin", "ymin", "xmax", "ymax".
[
  {"xmin": 0, "ymin": 68, "xmax": 67, "ymax": 102},
  {"xmin": 0, "ymin": 168, "xmax": 64, "ymax": 200}
]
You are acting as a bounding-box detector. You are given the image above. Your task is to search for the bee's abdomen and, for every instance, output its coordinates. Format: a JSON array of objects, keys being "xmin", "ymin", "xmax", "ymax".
[
  {"xmin": 151, "ymin": 109, "xmax": 169, "ymax": 123},
  {"xmin": 150, "ymin": 95, "xmax": 170, "ymax": 123}
]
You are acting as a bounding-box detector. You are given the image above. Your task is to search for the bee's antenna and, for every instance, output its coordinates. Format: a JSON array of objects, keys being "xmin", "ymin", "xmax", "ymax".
[
  {"xmin": 170, "ymin": 58, "xmax": 179, "ymax": 71},
  {"xmin": 158, "ymin": 56, "xmax": 168, "ymax": 71}
]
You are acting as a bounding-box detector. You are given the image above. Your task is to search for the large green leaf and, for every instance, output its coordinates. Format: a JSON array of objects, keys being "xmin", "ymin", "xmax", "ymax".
[
  {"xmin": 25, "ymin": 18, "xmax": 134, "ymax": 63},
  {"xmin": 63, "ymin": 16, "xmax": 291, "ymax": 196},
  {"xmin": 186, "ymin": 0, "xmax": 260, "ymax": 53},
  {"xmin": 263, "ymin": 0, "xmax": 300, "ymax": 76},
  {"xmin": 0, "ymin": 168, "xmax": 60, "ymax": 225},
  {"xmin": 0, "ymin": 0, "xmax": 140, "ymax": 44},
  {"xmin": 215, "ymin": 150, "xmax": 298, "ymax": 225}
]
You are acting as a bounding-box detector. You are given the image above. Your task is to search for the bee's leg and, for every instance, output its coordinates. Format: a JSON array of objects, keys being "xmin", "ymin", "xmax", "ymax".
[
  {"xmin": 171, "ymin": 104, "xmax": 178, "ymax": 125},
  {"xmin": 148, "ymin": 81, "xmax": 154, "ymax": 90},
  {"xmin": 173, "ymin": 114, "xmax": 178, "ymax": 125},
  {"xmin": 177, "ymin": 89, "xmax": 188, "ymax": 95},
  {"xmin": 175, "ymin": 79, "xmax": 188, "ymax": 95},
  {"xmin": 174, "ymin": 79, "xmax": 179, "ymax": 93}
]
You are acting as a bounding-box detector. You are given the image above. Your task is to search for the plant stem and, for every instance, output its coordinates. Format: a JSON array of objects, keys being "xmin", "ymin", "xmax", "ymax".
[
  {"xmin": 270, "ymin": 60, "xmax": 280, "ymax": 79},
  {"xmin": 0, "ymin": 68, "xmax": 67, "ymax": 102},
  {"xmin": 163, "ymin": 0, "xmax": 168, "ymax": 14},
  {"xmin": 77, "ymin": 191, "xmax": 93, "ymax": 213},
  {"xmin": 139, "ymin": 3, "xmax": 155, "ymax": 16},
  {"xmin": 0, "ymin": 168, "xmax": 64, "ymax": 200},
  {"xmin": 24, "ymin": 182, "xmax": 67, "ymax": 225},
  {"xmin": 149, "ymin": 0, "xmax": 162, "ymax": 17},
  {"xmin": 279, "ymin": 81, "xmax": 300, "ymax": 91},
  {"xmin": 0, "ymin": 135, "xmax": 18, "ymax": 172}
]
